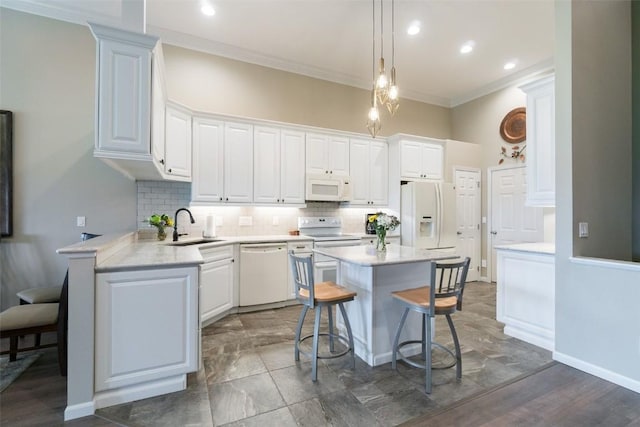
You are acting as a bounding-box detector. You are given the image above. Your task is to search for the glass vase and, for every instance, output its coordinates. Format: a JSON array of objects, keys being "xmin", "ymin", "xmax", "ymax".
[
  {"xmin": 157, "ymin": 226, "xmax": 167, "ymax": 241},
  {"xmin": 376, "ymin": 228, "xmax": 387, "ymax": 251}
]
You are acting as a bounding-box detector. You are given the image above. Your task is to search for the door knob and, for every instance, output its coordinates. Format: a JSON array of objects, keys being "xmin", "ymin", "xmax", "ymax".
[
  {"xmin": 490, "ymin": 231, "xmax": 497, "ymax": 235},
  {"xmin": 457, "ymin": 231, "xmax": 462, "ymax": 235}
]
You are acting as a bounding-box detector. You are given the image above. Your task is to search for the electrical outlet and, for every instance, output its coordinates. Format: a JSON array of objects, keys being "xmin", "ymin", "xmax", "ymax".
[
  {"xmin": 578, "ymin": 222, "xmax": 589, "ymax": 238},
  {"xmin": 76, "ymin": 216, "xmax": 86, "ymax": 227},
  {"xmin": 272, "ymin": 216, "xmax": 279, "ymax": 226},
  {"xmin": 239, "ymin": 216, "xmax": 252, "ymax": 226},
  {"xmin": 481, "ymin": 259, "xmax": 487, "ymax": 268}
]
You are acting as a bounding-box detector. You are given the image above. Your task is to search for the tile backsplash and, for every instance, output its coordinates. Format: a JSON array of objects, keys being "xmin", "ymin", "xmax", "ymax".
[{"xmin": 137, "ymin": 180, "xmax": 392, "ymax": 238}]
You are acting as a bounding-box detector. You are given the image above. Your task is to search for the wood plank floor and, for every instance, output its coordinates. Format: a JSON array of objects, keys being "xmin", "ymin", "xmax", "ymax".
[{"xmin": 404, "ymin": 362, "xmax": 640, "ymax": 427}]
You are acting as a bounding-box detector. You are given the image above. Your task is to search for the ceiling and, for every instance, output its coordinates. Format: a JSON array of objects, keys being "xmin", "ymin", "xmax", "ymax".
[{"xmin": 3, "ymin": 0, "xmax": 555, "ymax": 107}]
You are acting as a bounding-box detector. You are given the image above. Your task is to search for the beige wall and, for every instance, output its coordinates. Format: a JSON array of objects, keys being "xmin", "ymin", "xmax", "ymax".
[
  {"xmin": 570, "ymin": 0, "xmax": 632, "ymax": 260},
  {"xmin": 0, "ymin": 10, "xmax": 137, "ymax": 309},
  {"xmin": 162, "ymin": 44, "xmax": 452, "ymax": 139},
  {"xmin": 555, "ymin": 0, "xmax": 639, "ymax": 388}
]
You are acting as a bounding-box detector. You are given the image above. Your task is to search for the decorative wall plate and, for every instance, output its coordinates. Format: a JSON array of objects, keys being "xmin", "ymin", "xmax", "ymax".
[{"xmin": 500, "ymin": 107, "xmax": 526, "ymax": 143}]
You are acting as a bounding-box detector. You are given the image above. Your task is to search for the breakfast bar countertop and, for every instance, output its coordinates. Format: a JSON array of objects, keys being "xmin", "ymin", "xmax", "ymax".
[{"xmin": 313, "ymin": 244, "xmax": 456, "ymax": 266}]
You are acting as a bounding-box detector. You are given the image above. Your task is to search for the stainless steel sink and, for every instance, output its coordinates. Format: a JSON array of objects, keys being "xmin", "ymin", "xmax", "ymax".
[{"xmin": 166, "ymin": 239, "xmax": 224, "ymax": 246}]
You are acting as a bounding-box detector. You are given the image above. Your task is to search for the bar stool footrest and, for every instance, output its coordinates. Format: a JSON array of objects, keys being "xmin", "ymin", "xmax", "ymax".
[
  {"xmin": 395, "ymin": 340, "xmax": 458, "ymax": 370},
  {"xmin": 297, "ymin": 332, "xmax": 353, "ymax": 360}
]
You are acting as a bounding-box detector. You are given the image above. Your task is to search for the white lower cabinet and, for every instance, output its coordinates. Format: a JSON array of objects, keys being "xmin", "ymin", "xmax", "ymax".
[
  {"xmin": 496, "ymin": 246, "xmax": 555, "ymax": 351},
  {"xmin": 95, "ymin": 266, "xmax": 199, "ymax": 392},
  {"xmin": 199, "ymin": 246, "xmax": 234, "ymax": 323}
]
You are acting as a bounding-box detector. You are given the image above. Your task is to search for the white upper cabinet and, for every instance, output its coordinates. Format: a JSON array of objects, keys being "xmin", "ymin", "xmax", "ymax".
[
  {"xmin": 254, "ymin": 126, "xmax": 281, "ymax": 203},
  {"xmin": 279, "ymin": 129, "xmax": 306, "ymax": 204},
  {"xmin": 192, "ymin": 119, "xmax": 253, "ymax": 204},
  {"xmin": 192, "ymin": 117, "xmax": 224, "ymax": 203},
  {"xmin": 224, "ymin": 122, "xmax": 254, "ymax": 203},
  {"xmin": 91, "ymin": 23, "xmax": 156, "ymax": 157},
  {"xmin": 349, "ymin": 138, "xmax": 388, "ymax": 206},
  {"xmin": 254, "ymin": 126, "xmax": 305, "ymax": 204},
  {"xmin": 520, "ymin": 75, "xmax": 555, "ymax": 207},
  {"xmin": 164, "ymin": 103, "xmax": 192, "ymax": 180},
  {"xmin": 90, "ymin": 23, "xmax": 188, "ymax": 182},
  {"xmin": 305, "ymin": 133, "xmax": 349, "ymax": 176},
  {"xmin": 397, "ymin": 139, "xmax": 444, "ymax": 181}
]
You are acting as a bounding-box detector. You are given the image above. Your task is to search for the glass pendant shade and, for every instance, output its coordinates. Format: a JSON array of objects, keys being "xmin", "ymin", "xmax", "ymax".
[
  {"xmin": 366, "ymin": 89, "xmax": 382, "ymax": 138},
  {"xmin": 376, "ymin": 58, "xmax": 389, "ymax": 104},
  {"xmin": 386, "ymin": 66, "xmax": 399, "ymax": 115}
]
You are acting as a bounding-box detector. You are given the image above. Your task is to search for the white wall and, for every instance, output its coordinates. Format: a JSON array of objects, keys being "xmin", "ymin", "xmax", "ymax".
[
  {"xmin": 0, "ymin": 9, "xmax": 137, "ymax": 310},
  {"xmin": 555, "ymin": 0, "xmax": 640, "ymax": 392}
]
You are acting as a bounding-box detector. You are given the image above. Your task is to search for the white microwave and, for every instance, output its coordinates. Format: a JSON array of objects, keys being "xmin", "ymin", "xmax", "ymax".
[{"xmin": 305, "ymin": 174, "xmax": 352, "ymax": 202}]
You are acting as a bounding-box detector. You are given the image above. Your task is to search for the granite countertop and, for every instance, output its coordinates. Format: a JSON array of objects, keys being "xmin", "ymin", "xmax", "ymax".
[
  {"xmin": 495, "ymin": 242, "xmax": 555, "ymax": 255},
  {"xmin": 58, "ymin": 233, "xmax": 316, "ymax": 272},
  {"xmin": 314, "ymin": 245, "xmax": 457, "ymax": 266}
]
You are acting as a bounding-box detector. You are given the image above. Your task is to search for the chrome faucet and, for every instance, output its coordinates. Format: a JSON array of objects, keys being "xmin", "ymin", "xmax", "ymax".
[{"xmin": 173, "ymin": 208, "xmax": 195, "ymax": 242}]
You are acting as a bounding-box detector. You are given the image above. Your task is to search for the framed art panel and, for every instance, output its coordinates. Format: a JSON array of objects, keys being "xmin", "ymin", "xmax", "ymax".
[{"xmin": 1, "ymin": 110, "xmax": 13, "ymax": 237}]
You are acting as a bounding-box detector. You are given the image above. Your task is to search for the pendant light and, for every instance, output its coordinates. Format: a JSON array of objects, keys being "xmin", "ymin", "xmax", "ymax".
[
  {"xmin": 386, "ymin": 0, "xmax": 399, "ymax": 115},
  {"xmin": 366, "ymin": 0, "xmax": 399, "ymax": 137},
  {"xmin": 366, "ymin": 0, "xmax": 381, "ymax": 138},
  {"xmin": 375, "ymin": 0, "xmax": 389, "ymax": 105}
]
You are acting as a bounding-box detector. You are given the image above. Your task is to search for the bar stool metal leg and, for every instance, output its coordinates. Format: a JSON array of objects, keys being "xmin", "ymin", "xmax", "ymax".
[
  {"xmin": 294, "ymin": 305, "xmax": 309, "ymax": 361},
  {"xmin": 312, "ymin": 305, "xmax": 322, "ymax": 382},
  {"xmin": 327, "ymin": 305, "xmax": 335, "ymax": 353},
  {"xmin": 338, "ymin": 302, "xmax": 355, "ymax": 369},
  {"xmin": 425, "ymin": 311, "xmax": 432, "ymax": 394},
  {"xmin": 391, "ymin": 308, "xmax": 410, "ymax": 370},
  {"xmin": 446, "ymin": 313, "xmax": 462, "ymax": 380}
]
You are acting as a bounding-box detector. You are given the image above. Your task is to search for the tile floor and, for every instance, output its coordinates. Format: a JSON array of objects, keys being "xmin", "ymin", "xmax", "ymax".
[{"xmin": 95, "ymin": 282, "xmax": 552, "ymax": 426}]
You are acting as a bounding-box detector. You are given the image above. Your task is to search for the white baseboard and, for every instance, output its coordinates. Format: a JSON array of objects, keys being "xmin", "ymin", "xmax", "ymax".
[
  {"xmin": 553, "ymin": 351, "xmax": 640, "ymax": 394},
  {"xmin": 504, "ymin": 325, "xmax": 554, "ymax": 352},
  {"xmin": 94, "ymin": 375, "xmax": 187, "ymax": 410},
  {"xmin": 64, "ymin": 400, "xmax": 96, "ymax": 421}
]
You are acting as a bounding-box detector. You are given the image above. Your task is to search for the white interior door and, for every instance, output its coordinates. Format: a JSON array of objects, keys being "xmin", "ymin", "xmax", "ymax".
[
  {"xmin": 454, "ymin": 168, "xmax": 481, "ymax": 281},
  {"xmin": 489, "ymin": 166, "xmax": 543, "ymax": 282}
]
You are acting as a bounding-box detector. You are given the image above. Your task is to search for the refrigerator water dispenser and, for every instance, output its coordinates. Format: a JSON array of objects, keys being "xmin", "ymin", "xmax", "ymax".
[{"xmin": 419, "ymin": 216, "xmax": 435, "ymax": 238}]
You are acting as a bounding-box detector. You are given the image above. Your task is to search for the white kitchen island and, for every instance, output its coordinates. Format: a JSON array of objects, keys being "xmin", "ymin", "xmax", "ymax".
[
  {"xmin": 313, "ymin": 245, "xmax": 456, "ymax": 366},
  {"xmin": 496, "ymin": 243, "xmax": 555, "ymax": 351}
]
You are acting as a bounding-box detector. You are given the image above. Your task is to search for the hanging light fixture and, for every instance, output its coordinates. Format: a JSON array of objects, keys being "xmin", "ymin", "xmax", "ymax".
[
  {"xmin": 386, "ymin": 0, "xmax": 399, "ymax": 115},
  {"xmin": 366, "ymin": 0, "xmax": 399, "ymax": 137},
  {"xmin": 375, "ymin": 0, "xmax": 389, "ymax": 105},
  {"xmin": 366, "ymin": 0, "xmax": 381, "ymax": 138}
]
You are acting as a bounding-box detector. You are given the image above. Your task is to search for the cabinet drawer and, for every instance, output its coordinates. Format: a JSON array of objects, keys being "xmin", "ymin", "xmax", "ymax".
[
  {"xmin": 287, "ymin": 241, "xmax": 313, "ymax": 252},
  {"xmin": 200, "ymin": 245, "xmax": 233, "ymax": 262}
]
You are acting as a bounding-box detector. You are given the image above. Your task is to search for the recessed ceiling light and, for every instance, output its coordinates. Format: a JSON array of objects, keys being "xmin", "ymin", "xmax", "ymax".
[
  {"xmin": 503, "ymin": 61, "xmax": 517, "ymax": 70},
  {"xmin": 460, "ymin": 41, "xmax": 475, "ymax": 54},
  {"xmin": 407, "ymin": 21, "xmax": 421, "ymax": 36},
  {"xmin": 201, "ymin": 2, "xmax": 215, "ymax": 16}
]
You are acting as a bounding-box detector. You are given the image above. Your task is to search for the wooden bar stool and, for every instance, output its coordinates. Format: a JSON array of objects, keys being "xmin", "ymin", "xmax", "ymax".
[
  {"xmin": 289, "ymin": 251, "xmax": 357, "ymax": 382},
  {"xmin": 391, "ymin": 257, "xmax": 471, "ymax": 393}
]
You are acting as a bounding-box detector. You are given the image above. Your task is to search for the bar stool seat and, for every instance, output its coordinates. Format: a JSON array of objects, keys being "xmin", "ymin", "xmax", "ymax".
[
  {"xmin": 391, "ymin": 257, "xmax": 471, "ymax": 393},
  {"xmin": 289, "ymin": 250, "xmax": 357, "ymax": 382}
]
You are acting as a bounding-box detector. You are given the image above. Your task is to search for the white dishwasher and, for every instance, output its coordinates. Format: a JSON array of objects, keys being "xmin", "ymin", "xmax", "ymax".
[{"xmin": 239, "ymin": 242, "xmax": 288, "ymax": 306}]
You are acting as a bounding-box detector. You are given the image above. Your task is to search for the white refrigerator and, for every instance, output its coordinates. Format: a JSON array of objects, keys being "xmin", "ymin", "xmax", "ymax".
[{"xmin": 401, "ymin": 181, "xmax": 457, "ymax": 249}]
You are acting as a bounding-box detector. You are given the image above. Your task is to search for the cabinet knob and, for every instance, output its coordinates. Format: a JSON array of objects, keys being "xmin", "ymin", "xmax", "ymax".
[
  {"xmin": 219, "ymin": 197, "xmax": 223, "ymax": 201},
  {"xmin": 330, "ymin": 171, "xmax": 333, "ymax": 174},
  {"xmin": 281, "ymin": 199, "xmax": 284, "ymax": 203},
  {"xmin": 491, "ymin": 231, "xmax": 497, "ymax": 235},
  {"xmin": 325, "ymin": 170, "xmax": 329, "ymax": 174},
  {"xmin": 168, "ymin": 168, "xmax": 172, "ymax": 173},
  {"xmin": 159, "ymin": 159, "xmax": 165, "ymax": 165},
  {"xmin": 225, "ymin": 197, "xmax": 229, "ymax": 201}
]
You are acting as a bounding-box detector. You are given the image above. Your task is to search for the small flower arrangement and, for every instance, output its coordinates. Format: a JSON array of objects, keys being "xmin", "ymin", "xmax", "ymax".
[
  {"xmin": 368, "ymin": 212, "xmax": 400, "ymax": 251},
  {"xmin": 145, "ymin": 214, "xmax": 174, "ymax": 241},
  {"xmin": 499, "ymin": 144, "xmax": 526, "ymax": 164}
]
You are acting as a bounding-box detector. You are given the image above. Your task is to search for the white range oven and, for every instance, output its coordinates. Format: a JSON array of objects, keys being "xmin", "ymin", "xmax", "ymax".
[{"xmin": 298, "ymin": 217, "xmax": 361, "ymax": 283}]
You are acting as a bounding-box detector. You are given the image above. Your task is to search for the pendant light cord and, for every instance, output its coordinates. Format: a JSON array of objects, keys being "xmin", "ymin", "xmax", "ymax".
[{"xmin": 391, "ymin": 0, "xmax": 395, "ymax": 67}]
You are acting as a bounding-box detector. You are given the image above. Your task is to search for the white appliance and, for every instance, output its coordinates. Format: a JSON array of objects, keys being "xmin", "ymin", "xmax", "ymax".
[
  {"xmin": 401, "ymin": 181, "xmax": 457, "ymax": 249},
  {"xmin": 297, "ymin": 217, "xmax": 361, "ymax": 283},
  {"xmin": 239, "ymin": 242, "xmax": 288, "ymax": 306},
  {"xmin": 305, "ymin": 174, "xmax": 352, "ymax": 202}
]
